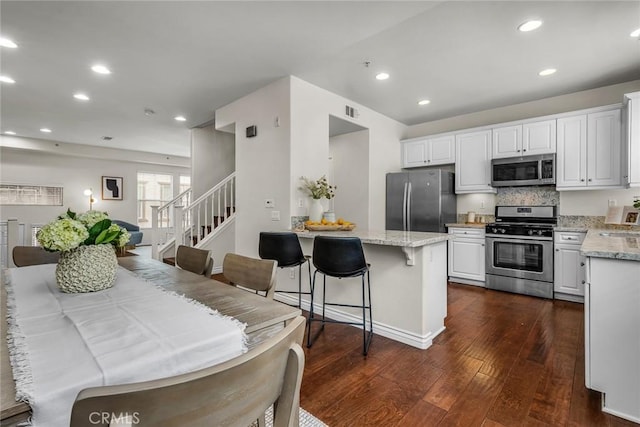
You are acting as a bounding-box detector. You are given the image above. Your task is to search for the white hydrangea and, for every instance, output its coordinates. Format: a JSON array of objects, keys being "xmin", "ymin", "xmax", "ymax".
[
  {"xmin": 77, "ymin": 210, "xmax": 109, "ymax": 228},
  {"xmin": 37, "ymin": 218, "xmax": 89, "ymax": 252}
]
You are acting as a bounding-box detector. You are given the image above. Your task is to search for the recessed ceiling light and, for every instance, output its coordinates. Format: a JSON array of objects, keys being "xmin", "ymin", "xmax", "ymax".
[
  {"xmin": 91, "ymin": 64, "xmax": 111, "ymax": 75},
  {"xmin": 73, "ymin": 93, "xmax": 90, "ymax": 101},
  {"xmin": 418, "ymin": 99, "xmax": 431, "ymax": 106},
  {"xmin": 375, "ymin": 72, "xmax": 390, "ymax": 81},
  {"xmin": 0, "ymin": 37, "xmax": 17, "ymax": 48},
  {"xmin": 631, "ymin": 28, "xmax": 640, "ymax": 38},
  {"xmin": 174, "ymin": 116, "xmax": 187, "ymax": 122},
  {"xmin": 518, "ymin": 20, "xmax": 543, "ymax": 32},
  {"xmin": 3, "ymin": 131, "xmax": 16, "ymax": 135},
  {"xmin": 40, "ymin": 128, "xmax": 52, "ymax": 133},
  {"xmin": 0, "ymin": 75, "xmax": 16, "ymax": 84},
  {"xmin": 538, "ymin": 68, "xmax": 557, "ymax": 76}
]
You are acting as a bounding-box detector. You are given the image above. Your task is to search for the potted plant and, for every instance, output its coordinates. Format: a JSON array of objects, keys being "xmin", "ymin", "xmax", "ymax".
[
  {"xmin": 37, "ymin": 209, "xmax": 130, "ymax": 293},
  {"xmin": 299, "ymin": 175, "xmax": 336, "ymax": 221}
]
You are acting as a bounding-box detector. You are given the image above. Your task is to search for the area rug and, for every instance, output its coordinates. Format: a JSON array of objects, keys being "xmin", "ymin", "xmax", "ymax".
[{"xmin": 258, "ymin": 406, "xmax": 328, "ymax": 427}]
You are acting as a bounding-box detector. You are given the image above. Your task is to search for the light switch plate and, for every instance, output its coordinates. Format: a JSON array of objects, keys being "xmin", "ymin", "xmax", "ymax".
[{"xmin": 271, "ymin": 211, "xmax": 280, "ymax": 221}]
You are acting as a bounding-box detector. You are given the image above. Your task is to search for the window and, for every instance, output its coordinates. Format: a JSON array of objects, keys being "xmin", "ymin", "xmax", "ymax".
[
  {"xmin": 179, "ymin": 175, "xmax": 191, "ymax": 194},
  {"xmin": 0, "ymin": 184, "xmax": 63, "ymax": 205},
  {"xmin": 137, "ymin": 173, "xmax": 173, "ymax": 227}
]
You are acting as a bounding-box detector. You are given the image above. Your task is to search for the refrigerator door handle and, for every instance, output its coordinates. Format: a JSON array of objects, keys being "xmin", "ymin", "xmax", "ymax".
[
  {"xmin": 402, "ymin": 182, "xmax": 408, "ymax": 231},
  {"xmin": 407, "ymin": 181, "xmax": 412, "ymax": 232}
]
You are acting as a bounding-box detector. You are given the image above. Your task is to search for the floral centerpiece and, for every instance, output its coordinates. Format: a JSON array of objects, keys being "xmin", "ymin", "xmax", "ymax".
[
  {"xmin": 300, "ymin": 176, "xmax": 336, "ymax": 222},
  {"xmin": 37, "ymin": 209, "xmax": 130, "ymax": 293}
]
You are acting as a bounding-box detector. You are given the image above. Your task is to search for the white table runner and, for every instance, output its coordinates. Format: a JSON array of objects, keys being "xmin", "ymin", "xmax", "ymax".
[{"xmin": 5, "ymin": 264, "xmax": 247, "ymax": 427}]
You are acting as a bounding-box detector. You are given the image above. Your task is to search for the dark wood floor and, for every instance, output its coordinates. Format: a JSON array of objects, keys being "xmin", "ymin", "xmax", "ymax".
[{"xmin": 300, "ymin": 282, "xmax": 638, "ymax": 427}]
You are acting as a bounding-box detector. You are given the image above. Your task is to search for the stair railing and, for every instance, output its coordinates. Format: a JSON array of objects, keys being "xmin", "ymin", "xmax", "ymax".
[
  {"xmin": 150, "ymin": 188, "xmax": 192, "ymax": 259},
  {"xmin": 174, "ymin": 173, "xmax": 236, "ymax": 256}
]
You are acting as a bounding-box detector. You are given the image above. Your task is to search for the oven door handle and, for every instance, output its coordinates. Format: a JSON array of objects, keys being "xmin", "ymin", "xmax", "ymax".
[{"xmin": 486, "ymin": 235, "xmax": 553, "ymax": 243}]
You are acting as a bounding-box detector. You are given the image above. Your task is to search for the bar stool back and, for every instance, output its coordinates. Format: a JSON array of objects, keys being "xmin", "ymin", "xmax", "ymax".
[
  {"xmin": 258, "ymin": 232, "xmax": 311, "ymax": 308},
  {"xmin": 307, "ymin": 236, "xmax": 373, "ymax": 355}
]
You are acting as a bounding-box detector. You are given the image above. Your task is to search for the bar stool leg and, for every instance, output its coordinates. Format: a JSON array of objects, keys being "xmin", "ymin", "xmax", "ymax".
[
  {"xmin": 298, "ymin": 263, "xmax": 302, "ymax": 309},
  {"xmin": 306, "ymin": 270, "xmax": 318, "ymax": 348}
]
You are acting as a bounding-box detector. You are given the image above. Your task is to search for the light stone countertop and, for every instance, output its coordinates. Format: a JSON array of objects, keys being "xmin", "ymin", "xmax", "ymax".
[
  {"xmin": 295, "ymin": 229, "xmax": 450, "ymax": 248},
  {"xmin": 555, "ymin": 226, "xmax": 589, "ymax": 232},
  {"xmin": 580, "ymin": 229, "xmax": 640, "ymax": 261}
]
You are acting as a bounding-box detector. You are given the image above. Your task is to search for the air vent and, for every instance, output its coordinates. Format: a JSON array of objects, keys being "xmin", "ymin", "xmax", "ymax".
[
  {"xmin": 101, "ymin": 136, "xmax": 113, "ymax": 141},
  {"xmin": 345, "ymin": 105, "xmax": 359, "ymax": 119}
]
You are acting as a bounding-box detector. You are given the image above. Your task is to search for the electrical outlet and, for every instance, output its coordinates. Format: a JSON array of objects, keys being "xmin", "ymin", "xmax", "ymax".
[
  {"xmin": 289, "ymin": 268, "xmax": 295, "ymax": 279},
  {"xmin": 271, "ymin": 210, "xmax": 280, "ymax": 221},
  {"xmin": 608, "ymin": 199, "xmax": 617, "ymax": 207},
  {"xmin": 297, "ymin": 198, "xmax": 304, "ymax": 208}
]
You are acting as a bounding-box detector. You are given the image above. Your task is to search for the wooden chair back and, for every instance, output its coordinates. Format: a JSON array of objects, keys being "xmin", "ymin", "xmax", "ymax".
[
  {"xmin": 223, "ymin": 253, "xmax": 277, "ymax": 299},
  {"xmin": 70, "ymin": 316, "xmax": 306, "ymax": 427},
  {"xmin": 175, "ymin": 245, "xmax": 213, "ymax": 277},
  {"xmin": 12, "ymin": 246, "xmax": 60, "ymax": 267}
]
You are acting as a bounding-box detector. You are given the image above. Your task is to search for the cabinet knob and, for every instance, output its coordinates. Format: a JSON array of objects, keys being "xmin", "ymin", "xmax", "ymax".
[
  {"xmin": 580, "ymin": 262, "xmax": 585, "ymax": 267},
  {"xmin": 580, "ymin": 179, "xmax": 585, "ymax": 182},
  {"xmin": 556, "ymin": 248, "xmax": 560, "ymax": 252},
  {"xmin": 428, "ymin": 159, "xmax": 431, "ymax": 163},
  {"xmin": 588, "ymin": 178, "xmax": 592, "ymax": 182},
  {"xmin": 481, "ymin": 244, "xmax": 485, "ymax": 247},
  {"xmin": 523, "ymin": 149, "xmax": 527, "ymax": 152},
  {"xmin": 582, "ymin": 280, "xmax": 586, "ymax": 284},
  {"xmin": 517, "ymin": 149, "xmax": 521, "ymax": 152}
]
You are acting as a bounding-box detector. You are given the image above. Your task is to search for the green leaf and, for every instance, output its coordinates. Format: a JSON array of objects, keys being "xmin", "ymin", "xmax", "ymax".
[{"xmin": 100, "ymin": 230, "xmax": 120, "ymax": 245}]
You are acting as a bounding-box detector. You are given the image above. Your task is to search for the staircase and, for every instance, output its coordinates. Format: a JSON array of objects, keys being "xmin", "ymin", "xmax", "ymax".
[{"xmin": 151, "ymin": 173, "xmax": 236, "ymax": 261}]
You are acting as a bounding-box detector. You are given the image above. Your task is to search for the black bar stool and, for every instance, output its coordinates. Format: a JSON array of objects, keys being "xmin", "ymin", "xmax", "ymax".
[
  {"xmin": 306, "ymin": 236, "xmax": 373, "ymax": 356},
  {"xmin": 258, "ymin": 232, "xmax": 311, "ymax": 309}
]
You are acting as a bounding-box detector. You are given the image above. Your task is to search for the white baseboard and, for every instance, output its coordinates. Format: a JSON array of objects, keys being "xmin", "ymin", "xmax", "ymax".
[
  {"xmin": 553, "ymin": 292, "xmax": 584, "ymax": 303},
  {"xmin": 211, "ymin": 266, "xmax": 223, "ymax": 275},
  {"xmin": 274, "ymin": 293, "xmax": 445, "ymax": 350},
  {"xmin": 449, "ymin": 277, "xmax": 486, "ymax": 287}
]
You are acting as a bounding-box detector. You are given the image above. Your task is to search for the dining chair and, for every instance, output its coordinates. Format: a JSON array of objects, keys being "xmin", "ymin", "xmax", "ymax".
[
  {"xmin": 70, "ymin": 315, "xmax": 306, "ymax": 427},
  {"xmin": 222, "ymin": 253, "xmax": 277, "ymax": 299},
  {"xmin": 258, "ymin": 232, "xmax": 311, "ymax": 308},
  {"xmin": 175, "ymin": 245, "xmax": 213, "ymax": 277},
  {"xmin": 306, "ymin": 236, "xmax": 373, "ymax": 356},
  {"xmin": 12, "ymin": 246, "xmax": 60, "ymax": 267}
]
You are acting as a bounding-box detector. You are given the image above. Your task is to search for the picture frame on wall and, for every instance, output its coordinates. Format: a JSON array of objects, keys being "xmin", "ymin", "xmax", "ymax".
[{"xmin": 102, "ymin": 176, "xmax": 123, "ymax": 200}]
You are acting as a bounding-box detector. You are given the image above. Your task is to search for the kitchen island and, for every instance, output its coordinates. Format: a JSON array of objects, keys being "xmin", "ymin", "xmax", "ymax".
[
  {"xmin": 278, "ymin": 229, "xmax": 451, "ymax": 349},
  {"xmin": 581, "ymin": 230, "xmax": 640, "ymax": 423}
]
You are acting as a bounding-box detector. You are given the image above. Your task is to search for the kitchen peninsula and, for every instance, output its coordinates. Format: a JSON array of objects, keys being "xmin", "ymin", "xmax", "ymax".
[{"xmin": 292, "ymin": 229, "xmax": 451, "ymax": 350}]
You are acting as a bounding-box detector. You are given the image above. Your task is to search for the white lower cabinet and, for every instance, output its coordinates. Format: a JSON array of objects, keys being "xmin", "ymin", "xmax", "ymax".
[
  {"xmin": 585, "ymin": 256, "xmax": 640, "ymax": 423},
  {"xmin": 448, "ymin": 227, "xmax": 485, "ymax": 285},
  {"xmin": 553, "ymin": 231, "xmax": 586, "ymax": 302}
]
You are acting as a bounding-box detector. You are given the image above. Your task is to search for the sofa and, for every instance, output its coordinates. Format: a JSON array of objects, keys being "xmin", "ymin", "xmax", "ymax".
[{"xmin": 112, "ymin": 220, "xmax": 143, "ymax": 246}]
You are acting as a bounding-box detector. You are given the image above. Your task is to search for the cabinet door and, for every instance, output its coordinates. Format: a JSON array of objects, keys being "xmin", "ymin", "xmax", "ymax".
[
  {"xmin": 523, "ymin": 119, "xmax": 556, "ymax": 155},
  {"xmin": 554, "ymin": 244, "xmax": 586, "ymax": 296},
  {"xmin": 429, "ymin": 135, "xmax": 455, "ymax": 165},
  {"xmin": 588, "ymin": 109, "xmax": 622, "ymax": 187},
  {"xmin": 455, "ymin": 130, "xmax": 494, "ymax": 193},
  {"xmin": 627, "ymin": 94, "xmax": 640, "ymax": 187},
  {"xmin": 402, "ymin": 139, "xmax": 428, "ymax": 168},
  {"xmin": 448, "ymin": 237, "xmax": 485, "ymax": 282},
  {"xmin": 492, "ymin": 125, "xmax": 522, "ymax": 159},
  {"xmin": 557, "ymin": 115, "xmax": 587, "ymax": 188}
]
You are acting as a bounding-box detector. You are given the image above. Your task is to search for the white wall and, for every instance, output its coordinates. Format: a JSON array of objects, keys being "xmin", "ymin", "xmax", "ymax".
[
  {"xmin": 191, "ymin": 125, "xmax": 235, "ymax": 199},
  {"xmin": 329, "ymin": 129, "xmax": 369, "ymax": 228},
  {"xmin": 289, "ymin": 77, "xmax": 406, "ymax": 230},
  {"xmin": 1, "ymin": 139, "xmax": 189, "ymax": 244},
  {"xmin": 215, "ymin": 77, "xmax": 292, "ymax": 256}
]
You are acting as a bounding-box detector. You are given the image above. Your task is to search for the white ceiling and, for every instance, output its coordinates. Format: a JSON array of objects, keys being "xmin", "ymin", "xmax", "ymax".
[{"xmin": 1, "ymin": 1, "xmax": 639, "ymax": 158}]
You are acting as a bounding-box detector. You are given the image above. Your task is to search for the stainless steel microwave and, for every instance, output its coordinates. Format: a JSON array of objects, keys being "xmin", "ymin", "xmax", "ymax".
[{"xmin": 491, "ymin": 154, "xmax": 556, "ymax": 187}]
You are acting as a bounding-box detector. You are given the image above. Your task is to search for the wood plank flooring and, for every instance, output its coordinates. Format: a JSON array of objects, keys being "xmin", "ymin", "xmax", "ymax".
[{"xmin": 300, "ymin": 282, "xmax": 639, "ymax": 427}]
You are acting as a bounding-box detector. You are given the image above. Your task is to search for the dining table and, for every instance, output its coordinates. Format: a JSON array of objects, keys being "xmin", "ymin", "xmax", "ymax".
[{"xmin": 0, "ymin": 256, "xmax": 301, "ymax": 426}]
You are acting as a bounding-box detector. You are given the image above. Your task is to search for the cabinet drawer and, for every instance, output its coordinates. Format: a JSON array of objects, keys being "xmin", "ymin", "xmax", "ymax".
[
  {"xmin": 448, "ymin": 227, "xmax": 485, "ymax": 239},
  {"xmin": 554, "ymin": 231, "xmax": 586, "ymax": 244}
]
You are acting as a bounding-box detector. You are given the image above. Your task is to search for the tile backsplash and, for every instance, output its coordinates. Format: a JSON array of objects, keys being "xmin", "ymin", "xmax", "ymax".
[{"xmin": 496, "ymin": 186, "xmax": 559, "ymax": 206}]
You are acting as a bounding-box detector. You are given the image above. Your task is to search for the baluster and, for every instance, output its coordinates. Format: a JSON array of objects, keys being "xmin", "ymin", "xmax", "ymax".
[{"xmin": 151, "ymin": 206, "xmax": 159, "ymax": 260}]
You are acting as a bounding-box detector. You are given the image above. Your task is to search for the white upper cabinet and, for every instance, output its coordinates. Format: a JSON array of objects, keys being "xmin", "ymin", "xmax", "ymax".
[
  {"xmin": 492, "ymin": 119, "xmax": 556, "ymax": 159},
  {"xmin": 455, "ymin": 130, "xmax": 494, "ymax": 193},
  {"xmin": 557, "ymin": 108, "xmax": 622, "ymax": 190},
  {"xmin": 625, "ymin": 92, "xmax": 640, "ymax": 187},
  {"xmin": 402, "ymin": 134, "xmax": 455, "ymax": 168}
]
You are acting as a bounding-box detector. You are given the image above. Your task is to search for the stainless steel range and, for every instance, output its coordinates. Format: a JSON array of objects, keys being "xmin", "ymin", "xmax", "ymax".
[{"xmin": 485, "ymin": 206, "xmax": 557, "ymax": 299}]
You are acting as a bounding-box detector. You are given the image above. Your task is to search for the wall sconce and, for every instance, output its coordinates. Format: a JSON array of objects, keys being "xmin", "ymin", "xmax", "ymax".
[{"xmin": 84, "ymin": 188, "xmax": 95, "ymax": 211}]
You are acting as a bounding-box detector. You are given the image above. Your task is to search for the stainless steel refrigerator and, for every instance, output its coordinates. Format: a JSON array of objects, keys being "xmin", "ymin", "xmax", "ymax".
[{"xmin": 386, "ymin": 170, "xmax": 456, "ymax": 233}]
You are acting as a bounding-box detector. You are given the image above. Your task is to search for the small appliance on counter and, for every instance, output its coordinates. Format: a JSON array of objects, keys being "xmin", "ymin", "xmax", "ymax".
[{"xmin": 485, "ymin": 205, "xmax": 557, "ymax": 299}]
